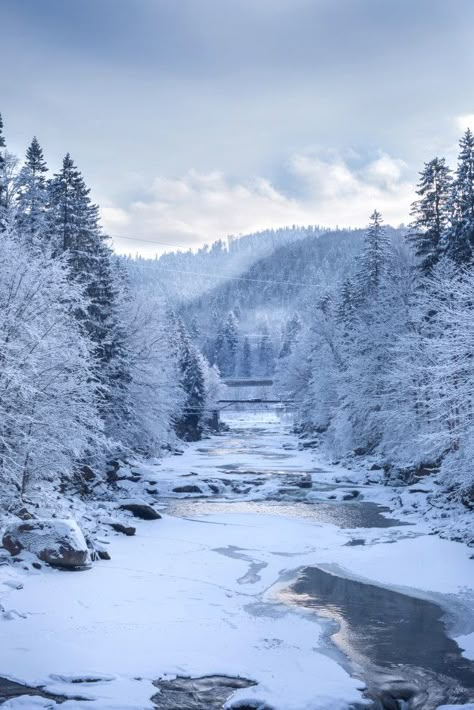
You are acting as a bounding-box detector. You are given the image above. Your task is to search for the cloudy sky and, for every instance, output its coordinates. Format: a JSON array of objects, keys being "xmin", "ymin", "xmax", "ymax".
[{"xmin": 2, "ymin": 0, "xmax": 474, "ymax": 255}]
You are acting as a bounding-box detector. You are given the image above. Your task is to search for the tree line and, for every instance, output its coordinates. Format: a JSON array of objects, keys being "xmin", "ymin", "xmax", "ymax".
[
  {"xmin": 277, "ymin": 129, "xmax": 474, "ymax": 502},
  {"xmin": 0, "ymin": 114, "xmax": 218, "ymax": 506}
]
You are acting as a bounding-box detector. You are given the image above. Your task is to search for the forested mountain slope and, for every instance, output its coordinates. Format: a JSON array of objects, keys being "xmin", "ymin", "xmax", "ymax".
[
  {"xmin": 124, "ymin": 225, "xmax": 323, "ymax": 302},
  {"xmin": 179, "ymin": 226, "xmax": 404, "ymax": 375}
]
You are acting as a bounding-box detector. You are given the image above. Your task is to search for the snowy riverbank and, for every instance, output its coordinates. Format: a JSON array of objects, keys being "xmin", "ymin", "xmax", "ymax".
[{"xmin": 0, "ymin": 414, "xmax": 473, "ymax": 709}]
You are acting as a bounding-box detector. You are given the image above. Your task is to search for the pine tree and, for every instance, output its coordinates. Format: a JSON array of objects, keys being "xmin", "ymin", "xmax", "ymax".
[
  {"xmin": 408, "ymin": 157, "xmax": 452, "ymax": 273},
  {"xmin": 213, "ymin": 322, "xmax": 226, "ymax": 372},
  {"xmin": 241, "ymin": 337, "xmax": 252, "ymax": 377},
  {"xmin": 16, "ymin": 137, "xmax": 49, "ymax": 246},
  {"xmin": 279, "ymin": 313, "xmax": 301, "ymax": 358},
  {"xmin": 258, "ymin": 325, "xmax": 275, "ymax": 376},
  {"xmin": 47, "ymin": 154, "xmax": 131, "ymax": 444},
  {"xmin": 357, "ymin": 210, "xmax": 391, "ymax": 296},
  {"xmin": 444, "ymin": 128, "xmax": 474, "ymax": 265},
  {"xmin": 223, "ymin": 311, "xmax": 239, "ymax": 375},
  {"xmin": 188, "ymin": 316, "xmax": 200, "ymax": 341},
  {"xmin": 336, "ymin": 278, "xmax": 357, "ymax": 326},
  {"xmin": 174, "ymin": 318, "xmax": 207, "ymax": 441}
]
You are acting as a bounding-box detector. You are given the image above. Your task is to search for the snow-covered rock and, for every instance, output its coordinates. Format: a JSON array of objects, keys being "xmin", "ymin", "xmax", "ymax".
[
  {"xmin": 119, "ymin": 503, "xmax": 161, "ymax": 520},
  {"xmin": 2, "ymin": 519, "xmax": 91, "ymax": 570}
]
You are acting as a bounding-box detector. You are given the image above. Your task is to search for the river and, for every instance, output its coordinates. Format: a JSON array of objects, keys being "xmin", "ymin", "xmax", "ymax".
[{"xmin": 0, "ymin": 412, "xmax": 473, "ymax": 709}]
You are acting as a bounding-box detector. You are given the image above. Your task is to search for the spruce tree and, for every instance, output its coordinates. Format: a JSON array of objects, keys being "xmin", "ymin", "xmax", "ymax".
[
  {"xmin": 223, "ymin": 311, "xmax": 239, "ymax": 376},
  {"xmin": 241, "ymin": 337, "xmax": 252, "ymax": 377},
  {"xmin": 174, "ymin": 318, "xmax": 207, "ymax": 441},
  {"xmin": 16, "ymin": 137, "xmax": 49, "ymax": 246},
  {"xmin": 408, "ymin": 157, "xmax": 452, "ymax": 273},
  {"xmin": 47, "ymin": 154, "xmax": 131, "ymax": 442},
  {"xmin": 357, "ymin": 210, "xmax": 391, "ymax": 296},
  {"xmin": 336, "ymin": 278, "xmax": 357, "ymax": 325},
  {"xmin": 444, "ymin": 128, "xmax": 474, "ymax": 265},
  {"xmin": 213, "ymin": 322, "xmax": 226, "ymax": 373},
  {"xmin": 279, "ymin": 313, "xmax": 301, "ymax": 359},
  {"xmin": 258, "ymin": 325, "xmax": 275, "ymax": 376}
]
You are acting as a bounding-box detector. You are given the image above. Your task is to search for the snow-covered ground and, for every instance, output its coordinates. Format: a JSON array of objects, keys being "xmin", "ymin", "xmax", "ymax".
[{"xmin": 0, "ymin": 413, "xmax": 473, "ymax": 709}]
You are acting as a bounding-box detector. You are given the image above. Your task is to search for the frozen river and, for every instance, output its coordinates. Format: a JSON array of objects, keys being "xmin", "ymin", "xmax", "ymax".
[{"xmin": 0, "ymin": 413, "xmax": 473, "ymax": 709}]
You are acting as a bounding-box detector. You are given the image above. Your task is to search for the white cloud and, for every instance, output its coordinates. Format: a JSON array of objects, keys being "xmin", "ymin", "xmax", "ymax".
[
  {"xmin": 102, "ymin": 151, "xmax": 414, "ymax": 257},
  {"xmin": 455, "ymin": 114, "xmax": 474, "ymax": 133}
]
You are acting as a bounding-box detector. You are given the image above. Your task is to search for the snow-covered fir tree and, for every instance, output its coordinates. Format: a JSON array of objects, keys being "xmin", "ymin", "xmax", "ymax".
[
  {"xmin": 174, "ymin": 318, "xmax": 208, "ymax": 441},
  {"xmin": 279, "ymin": 313, "xmax": 301, "ymax": 359},
  {"xmin": 47, "ymin": 154, "xmax": 131, "ymax": 450},
  {"xmin": 408, "ymin": 157, "xmax": 452, "ymax": 273},
  {"xmin": 241, "ymin": 336, "xmax": 252, "ymax": 377},
  {"xmin": 444, "ymin": 128, "xmax": 474, "ymax": 264},
  {"xmin": 16, "ymin": 137, "xmax": 49, "ymax": 247},
  {"xmin": 258, "ymin": 324, "xmax": 275, "ymax": 376},
  {"xmin": 356, "ymin": 209, "xmax": 391, "ymax": 296}
]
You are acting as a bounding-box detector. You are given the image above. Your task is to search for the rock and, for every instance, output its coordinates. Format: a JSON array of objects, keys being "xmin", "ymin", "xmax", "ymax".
[
  {"xmin": 345, "ymin": 538, "xmax": 365, "ymax": 546},
  {"xmin": 106, "ymin": 460, "xmax": 122, "ymax": 482},
  {"xmin": 343, "ymin": 490, "xmax": 360, "ymax": 501},
  {"xmin": 369, "ymin": 463, "xmax": 383, "ymax": 471},
  {"xmin": 32, "ymin": 562, "xmax": 42, "ymax": 570},
  {"xmin": 0, "ymin": 677, "xmax": 71, "ymax": 705},
  {"xmin": 2, "ymin": 519, "xmax": 91, "ymax": 570},
  {"xmin": 119, "ymin": 503, "xmax": 161, "ymax": 520},
  {"xmin": 86, "ymin": 536, "xmax": 111, "ymax": 562},
  {"xmin": 80, "ymin": 464, "xmax": 95, "ymax": 481},
  {"xmin": 152, "ymin": 675, "xmax": 259, "ymax": 710},
  {"xmin": 172, "ymin": 485, "xmax": 203, "ymax": 494},
  {"xmin": 15, "ymin": 507, "xmax": 35, "ymax": 521},
  {"xmin": 293, "ymin": 474, "xmax": 312, "ymax": 489},
  {"xmin": 109, "ymin": 522, "xmax": 136, "ymax": 536}
]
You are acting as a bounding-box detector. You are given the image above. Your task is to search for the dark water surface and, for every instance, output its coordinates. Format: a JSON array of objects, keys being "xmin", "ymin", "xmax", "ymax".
[
  {"xmin": 283, "ymin": 566, "xmax": 474, "ymax": 708},
  {"xmin": 169, "ymin": 423, "xmax": 473, "ymax": 708}
]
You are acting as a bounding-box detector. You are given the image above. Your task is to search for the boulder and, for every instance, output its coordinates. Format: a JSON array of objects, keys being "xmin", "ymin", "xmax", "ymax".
[
  {"xmin": 2, "ymin": 519, "xmax": 91, "ymax": 570},
  {"xmin": 342, "ymin": 490, "xmax": 360, "ymax": 501},
  {"xmin": 85, "ymin": 535, "xmax": 112, "ymax": 562},
  {"xmin": 119, "ymin": 503, "xmax": 161, "ymax": 520},
  {"xmin": 109, "ymin": 522, "xmax": 136, "ymax": 536},
  {"xmin": 172, "ymin": 485, "xmax": 202, "ymax": 494}
]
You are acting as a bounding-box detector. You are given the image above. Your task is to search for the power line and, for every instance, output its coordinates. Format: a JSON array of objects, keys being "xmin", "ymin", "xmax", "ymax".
[
  {"xmin": 125, "ymin": 260, "xmax": 317, "ymax": 288},
  {"xmin": 66, "ymin": 247, "xmax": 318, "ymax": 288},
  {"xmin": 109, "ymin": 230, "xmax": 321, "ymax": 252},
  {"xmin": 108, "ymin": 232, "xmax": 322, "ymax": 287}
]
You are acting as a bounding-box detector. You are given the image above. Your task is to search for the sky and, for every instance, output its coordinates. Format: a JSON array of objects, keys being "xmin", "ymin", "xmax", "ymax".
[{"xmin": 2, "ymin": 0, "xmax": 474, "ymax": 256}]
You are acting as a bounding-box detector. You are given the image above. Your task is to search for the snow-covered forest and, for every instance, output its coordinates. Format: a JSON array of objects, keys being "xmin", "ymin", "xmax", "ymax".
[
  {"xmin": 2, "ymin": 111, "xmax": 474, "ymax": 511},
  {"xmin": 0, "ymin": 113, "xmax": 220, "ymax": 511},
  {"xmin": 275, "ymin": 137, "xmax": 474, "ymax": 504},
  {"xmin": 2, "ymin": 2, "xmax": 474, "ymax": 708},
  {"xmin": 1, "ymin": 110, "xmax": 474, "ymax": 709},
  {"xmin": 120, "ymin": 130, "xmax": 474, "ymax": 508}
]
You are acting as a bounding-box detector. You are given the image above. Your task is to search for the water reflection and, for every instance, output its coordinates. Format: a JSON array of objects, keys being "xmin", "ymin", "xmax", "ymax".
[
  {"xmin": 285, "ymin": 567, "xmax": 474, "ymax": 700},
  {"xmin": 166, "ymin": 499, "xmax": 404, "ymax": 528}
]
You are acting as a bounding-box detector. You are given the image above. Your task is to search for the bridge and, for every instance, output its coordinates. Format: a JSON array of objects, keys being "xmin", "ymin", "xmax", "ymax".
[
  {"xmin": 222, "ymin": 378, "xmax": 274, "ymax": 387},
  {"xmin": 217, "ymin": 378, "xmax": 293, "ymax": 413}
]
